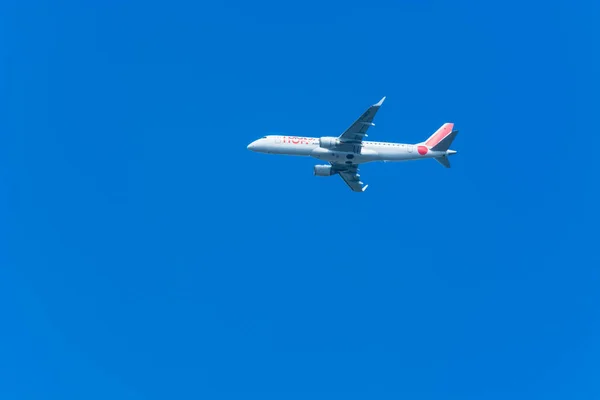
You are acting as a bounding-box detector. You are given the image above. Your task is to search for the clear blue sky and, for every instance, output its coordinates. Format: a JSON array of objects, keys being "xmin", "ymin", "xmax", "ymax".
[{"xmin": 1, "ymin": 0, "xmax": 599, "ymax": 398}]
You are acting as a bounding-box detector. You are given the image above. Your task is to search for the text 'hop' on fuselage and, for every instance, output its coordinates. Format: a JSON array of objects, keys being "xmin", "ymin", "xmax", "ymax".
[{"xmin": 247, "ymin": 97, "xmax": 459, "ymax": 192}]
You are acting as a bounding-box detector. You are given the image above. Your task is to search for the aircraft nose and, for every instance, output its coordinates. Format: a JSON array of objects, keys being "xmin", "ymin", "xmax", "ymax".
[{"xmin": 247, "ymin": 142, "xmax": 255, "ymax": 151}]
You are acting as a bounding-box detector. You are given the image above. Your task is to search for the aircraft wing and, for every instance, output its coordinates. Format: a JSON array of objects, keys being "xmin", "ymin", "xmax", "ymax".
[
  {"xmin": 331, "ymin": 163, "xmax": 369, "ymax": 192},
  {"xmin": 338, "ymin": 96, "xmax": 386, "ymax": 144}
]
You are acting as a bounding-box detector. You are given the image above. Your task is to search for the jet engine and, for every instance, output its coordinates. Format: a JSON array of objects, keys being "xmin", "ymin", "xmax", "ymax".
[
  {"xmin": 319, "ymin": 136, "xmax": 340, "ymax": 149},
  {"xmin": 313, "ymin": 164, "xmax": 335, "ymax": 176}
]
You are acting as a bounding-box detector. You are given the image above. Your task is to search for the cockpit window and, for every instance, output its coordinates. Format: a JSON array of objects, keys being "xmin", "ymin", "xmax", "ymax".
[{"xmin": 261, "ymin": 136, "xmax": 267, "ymax": 139}]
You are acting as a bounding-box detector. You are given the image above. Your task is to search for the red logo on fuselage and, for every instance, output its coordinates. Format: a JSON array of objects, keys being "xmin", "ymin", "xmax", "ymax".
[
  {"xmin": 417, "ymin": 145, "xmax": 428, "ymax": 155},
  {"xmin": 282, "ymin": 136, "xmax": 316, "ymax": 145}
]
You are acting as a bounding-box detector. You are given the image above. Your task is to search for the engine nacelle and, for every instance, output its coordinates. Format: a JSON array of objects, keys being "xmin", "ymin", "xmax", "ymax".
[
  {"xmin": 319, "ymin": 136, "xmax": 340, "ymax": 149},
  {"xmin": 313, "ymin": 164, "xmax": 335, "ymax": 177}
]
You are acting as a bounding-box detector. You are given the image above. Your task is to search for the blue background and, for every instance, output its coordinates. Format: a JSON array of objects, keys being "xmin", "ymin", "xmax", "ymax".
[{"xmin": 2, "ymin": 0, "xmax": 599, "ymax": 398}]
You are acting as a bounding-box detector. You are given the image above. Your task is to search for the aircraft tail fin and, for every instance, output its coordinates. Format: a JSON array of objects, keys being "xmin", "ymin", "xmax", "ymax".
[
  {"xmin": 424, "ymin": 123, "xmax": 459, "ymax": 152},
  {"xmin": 425, "ymin": 123, "xmax": 453, "ymax": 147}
]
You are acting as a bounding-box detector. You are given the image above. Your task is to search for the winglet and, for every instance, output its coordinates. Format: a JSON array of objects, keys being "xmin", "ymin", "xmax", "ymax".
[{"xmin": 373, "ymin": 96, "xmax": 386, "ymax": 107}]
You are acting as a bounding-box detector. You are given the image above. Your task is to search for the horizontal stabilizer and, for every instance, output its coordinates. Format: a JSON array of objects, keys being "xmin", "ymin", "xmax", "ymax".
[
  {"xmin": 434, "ymin": 157, "xmax": 451, "ymax": 168},
  {"xmin": 431, "ymin": 130, "xmax": 459, "ymax": 152}
]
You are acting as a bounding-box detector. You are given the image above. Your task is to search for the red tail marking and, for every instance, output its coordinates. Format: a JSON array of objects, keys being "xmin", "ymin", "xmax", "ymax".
[{"xmin": 425, "ymin": 123, "xmax": 454, "ymax": 147}]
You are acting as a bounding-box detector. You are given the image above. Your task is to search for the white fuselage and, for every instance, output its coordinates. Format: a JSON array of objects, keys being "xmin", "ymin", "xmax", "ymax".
[{"xmin": 247, "ymin": 135, "xmax": 454, "ymax": 164}]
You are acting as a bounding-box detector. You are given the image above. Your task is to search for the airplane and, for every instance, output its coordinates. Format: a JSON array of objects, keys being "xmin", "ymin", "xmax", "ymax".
[{"xmin": 247, "ymin": 97, "xmax": 458, "ymax": 192}]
